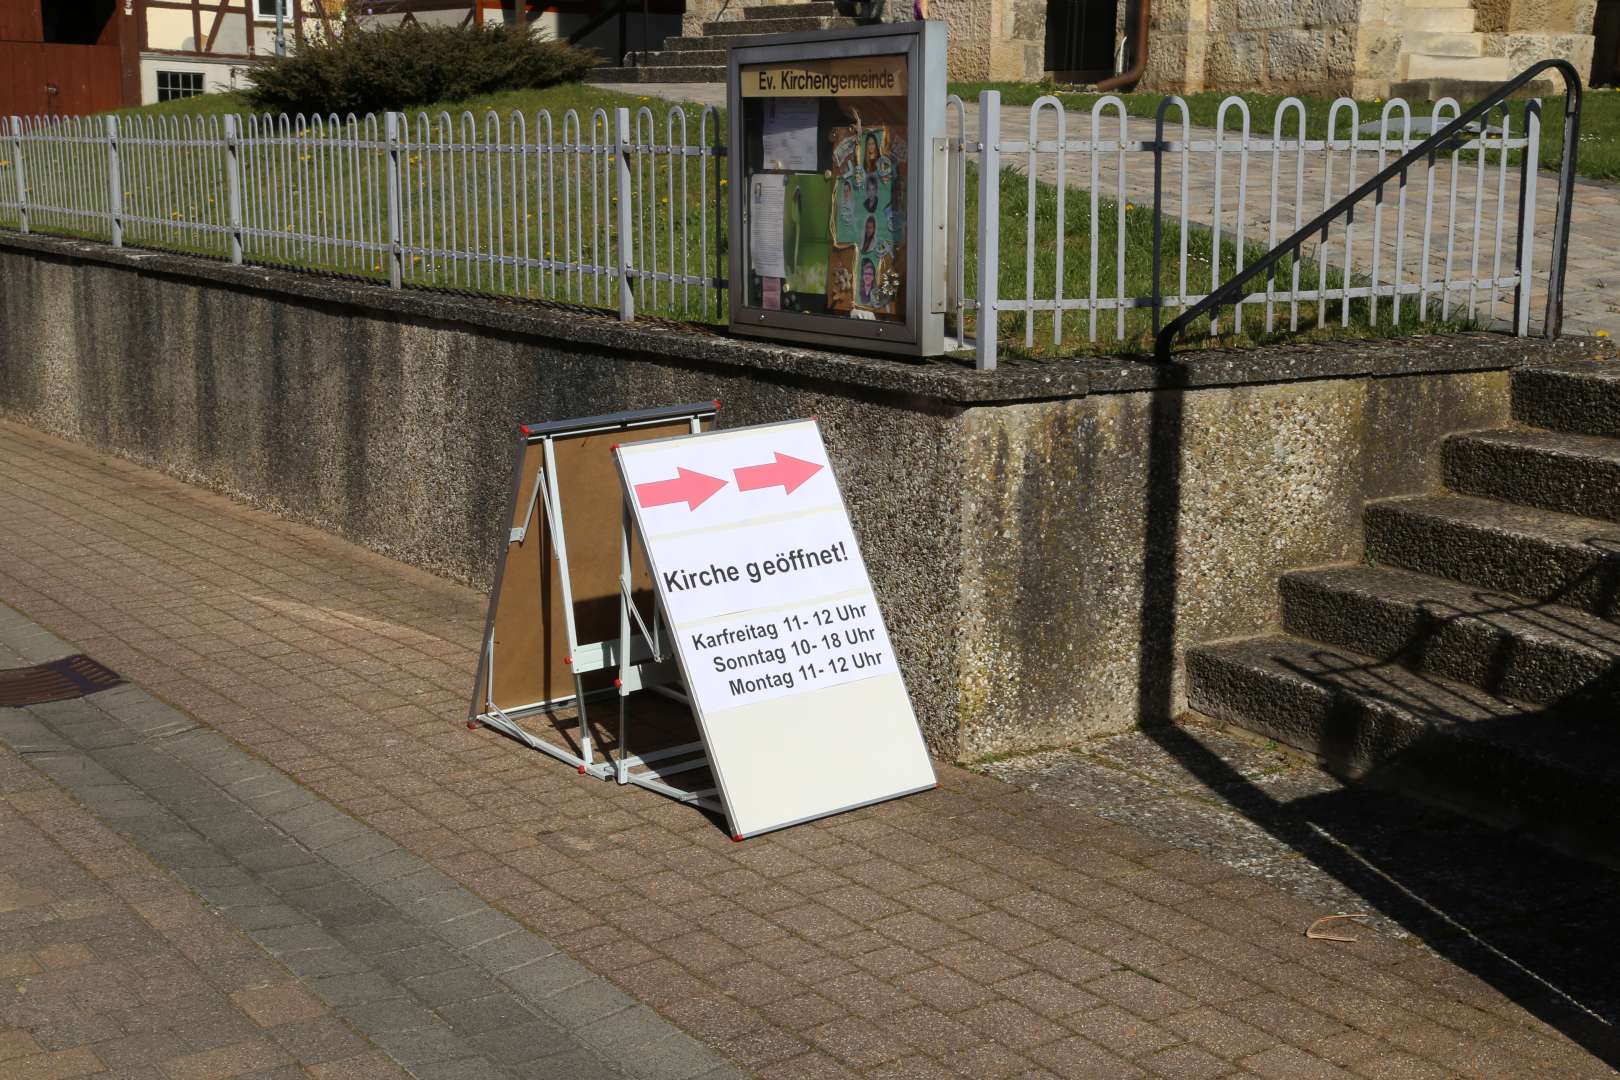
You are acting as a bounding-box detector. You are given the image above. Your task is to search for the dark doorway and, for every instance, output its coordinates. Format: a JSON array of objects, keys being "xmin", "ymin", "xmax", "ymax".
[
  {"xmin": 1045, "ymin": 0, "xmax": 1117, "ymax": 80},
  {"xmin": 1594, "ymin": 0, "xmax": 1620, "ymax": 87},
  {"xmin": 41, "ymin": 0, "xmax": 116, "ymax": 45}
]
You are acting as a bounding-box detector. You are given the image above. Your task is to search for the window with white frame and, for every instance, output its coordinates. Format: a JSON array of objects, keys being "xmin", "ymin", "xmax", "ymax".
[
  {"xmin": 255, "ymin": 0, "xmax": 290, "ymax": 19},
  {"xmin": 156, "ymin": 70, "xmax": 204, "ymax": 102}
]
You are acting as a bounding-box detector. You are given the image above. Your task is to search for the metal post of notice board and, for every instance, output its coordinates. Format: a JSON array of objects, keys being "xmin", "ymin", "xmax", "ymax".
[
  {"xmin": 468, "ymin": 403, "xmax": 718, "ymax": 781},
  {"xmin": 608, "ymin": 418, "xmax": 725, "ymax": 815}
]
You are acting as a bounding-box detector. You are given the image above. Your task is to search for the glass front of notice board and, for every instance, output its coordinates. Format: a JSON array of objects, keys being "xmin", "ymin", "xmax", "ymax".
[{"xmin": 738, "ymin": 54, "xmax": 909, "ymax": 325}]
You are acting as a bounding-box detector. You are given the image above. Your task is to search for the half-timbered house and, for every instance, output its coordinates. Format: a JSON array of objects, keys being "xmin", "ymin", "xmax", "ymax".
[{"xmin": 0, "ymin": 0, "xmax": 673, "ymax": 115}]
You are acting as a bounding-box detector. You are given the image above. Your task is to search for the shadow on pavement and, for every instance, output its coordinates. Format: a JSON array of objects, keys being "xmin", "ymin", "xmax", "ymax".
[{"xmin": 1133, "ymin": 362, "xmax": 1620, "ymax": 1069}]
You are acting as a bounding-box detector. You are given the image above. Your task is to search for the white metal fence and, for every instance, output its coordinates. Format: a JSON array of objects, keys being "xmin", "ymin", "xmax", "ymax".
[
  {"xmin": 0, "ymin": 89, "xmax": 1565, "ymax": 368},
  {"xmin": 956, "ymin": 90, "xmax": 1553, "ymax": 368},
  {"xmin": 0, "ymin": 105, "xmax": 726, "ymax": 323}
]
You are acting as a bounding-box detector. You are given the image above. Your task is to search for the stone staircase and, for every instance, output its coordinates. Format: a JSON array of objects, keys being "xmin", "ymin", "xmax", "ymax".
[
  {"xmin": 1390, "ymin": 0, "xmax": 1558, "ymax": 100},
  {"xmin": 589, "ymin": 1, "xmax": 869, "ymax": 84},
  {"xmin": 1187, "ymin": 358, "xmax": 1620, "ymax": 862}
]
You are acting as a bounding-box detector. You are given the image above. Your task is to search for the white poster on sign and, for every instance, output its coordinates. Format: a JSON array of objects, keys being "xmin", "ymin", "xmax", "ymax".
[
  {"xmin": 615, "ymin": 419, "xmax": 935, "ymax": 839},
  {"xmin": 761, "ymin": 98, "xmax": 818, "ymax": 170},
  {"xmin": 748, "ymin": 174, "xmax": 786, "ymax": 279}
]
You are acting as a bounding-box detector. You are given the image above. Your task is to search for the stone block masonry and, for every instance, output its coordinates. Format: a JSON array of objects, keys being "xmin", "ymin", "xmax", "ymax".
[{"xmin": 0, "ymin": 232, "xmax": 1599, "ymax": 759}]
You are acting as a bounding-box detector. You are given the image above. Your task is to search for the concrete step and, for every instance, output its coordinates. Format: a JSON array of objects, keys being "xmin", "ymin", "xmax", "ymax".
[
  {"xmin": 662, "ymin": 32, "xmax": 769, "ymax": 51},
  {"xmin": 703, "ymin": 14, "xmax": 859, "ymax": 34},
  {"xmin": 1400, "ymin": 7, "xmax": 1475, "ymax": 31},
  {"xmin": 641, "ymin": 48, "xmax": 728, "ymax": 66},
  {"xmin": 1404, "ymin": 54, "xmax": 1512, "ymax": 83},
  {"xmin": 1280, "ymin": 564, "xmax": 1620, "ymax": 709},
  {"xmin": 1186, "ymin": 635, "xmax": 1620, "ymax": 857},
  {"xmin": 1513, "ymin": 359, "xmax": 1620, "ymax": 438},
  {"xmin": 1390, "ymin": 76, "xmax": 1555, "ymax": 103},
  {"xmin": 1364, "ymin": 494, "xmax": 1620, "ymax": 620},
  {"xmin": 1401, "ymin": 30, "xmax": 1485, "ymax": 57},
  {"xmin": 588, "ymin": 65, "xmax": 727, "ymax": 83},
  {"xmin": 1444, "ymin": 427, "xmax": 1620, "ymax": 523},
  {"xmin": 743, "ymin": 2, "xmax": 841, "ymax": 18}
]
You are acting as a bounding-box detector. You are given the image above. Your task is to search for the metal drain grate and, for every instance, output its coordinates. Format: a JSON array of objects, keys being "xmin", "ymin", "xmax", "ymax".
[{"xmin": 0, "ymin": 655, "xmax": 124, "ymax": 707}]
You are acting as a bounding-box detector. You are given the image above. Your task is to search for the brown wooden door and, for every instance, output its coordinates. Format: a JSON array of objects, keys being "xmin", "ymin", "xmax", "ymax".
[{"xmin": 0, "ymin": 41, "xmax": 122, "ymax": 116}]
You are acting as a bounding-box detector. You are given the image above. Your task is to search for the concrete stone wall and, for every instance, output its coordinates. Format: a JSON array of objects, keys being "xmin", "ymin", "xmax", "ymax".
[{"xmin": 0, "ymin": 235, "xmax": 1587, "ymax": 761}]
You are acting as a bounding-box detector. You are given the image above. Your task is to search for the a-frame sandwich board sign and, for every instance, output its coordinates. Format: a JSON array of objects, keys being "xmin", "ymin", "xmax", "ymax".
[
  {"xmin": 468, "ymin": 403, "xmax": 718, "ymax": 776},
  {"xmin": 613, "ymin": 418, "xmax": 936, "ymax": 839}
]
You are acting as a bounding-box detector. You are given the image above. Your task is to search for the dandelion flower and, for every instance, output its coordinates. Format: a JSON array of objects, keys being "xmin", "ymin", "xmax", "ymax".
[{"xmin": 1599, "ymin": 329, "xmax": 1611, "ymax": 338}]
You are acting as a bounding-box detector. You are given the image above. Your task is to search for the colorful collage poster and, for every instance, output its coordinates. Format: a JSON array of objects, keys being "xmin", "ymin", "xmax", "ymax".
[
  {"xmin": 827, "ymin": 124, "xmax": 904, "ymax": 317},
  {"xmin": 741, "ymin": 53, "xmax": 909, "ymax": 325}
]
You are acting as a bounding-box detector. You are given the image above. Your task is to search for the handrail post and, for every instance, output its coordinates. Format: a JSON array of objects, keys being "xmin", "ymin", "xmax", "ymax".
[
  {"xmin": 615, "ymin": 106, "xmax": 635, "ymax": 323},
  {"xmin": 9, "ymin": 117, "xmax": 28, "ymax": 235},
  {"xmin": 1513, "ymin": 101, "xmax": 1540, "ymax": 336},
  {"xmin": 105, "ymin": 115, "xmax": 122, "ymax": 248},
  {"xmin": 1545, "ymin": 91, "xmax": 1581, "ymax": 338},
  {"xmin": 223, "ymin": 114, "xmax": 244, "ymax": 265},
  {"xmin": 975, "ymin": 90, "xmax": 1000, "ymax": 371},
  {"xmin": 1151, "ymin": 110, "xmax": 1164, "ymax": 334},
  {"xmin": 384, "ymin": 111, "xmax": 403, "ymax": 289}
]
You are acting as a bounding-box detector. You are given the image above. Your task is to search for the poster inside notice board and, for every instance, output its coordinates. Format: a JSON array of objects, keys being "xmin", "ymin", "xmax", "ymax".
[{"xmin": 739, "ymin": 55, "xmax": 909, "ymax": 325}]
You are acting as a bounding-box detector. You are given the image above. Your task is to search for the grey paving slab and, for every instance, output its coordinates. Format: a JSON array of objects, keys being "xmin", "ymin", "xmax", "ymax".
[{"xmin": 0, "ymin": 601, "xmax": 744, "ymax": 1080}]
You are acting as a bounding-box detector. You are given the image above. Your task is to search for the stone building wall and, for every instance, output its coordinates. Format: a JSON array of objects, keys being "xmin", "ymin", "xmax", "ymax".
[
  {"xmin": 1142, "ymin": 0, "xmax": 1391, "ymax": 94},
  {"xmin": 1141, "ymin": 0, "xmax": 1593, "ymax": 96}
]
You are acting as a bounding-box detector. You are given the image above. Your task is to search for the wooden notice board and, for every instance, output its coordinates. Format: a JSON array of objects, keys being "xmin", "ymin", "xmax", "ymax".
[{"xmin": 470, "ymin": 405, "xmax": 717, "ymax": 731}]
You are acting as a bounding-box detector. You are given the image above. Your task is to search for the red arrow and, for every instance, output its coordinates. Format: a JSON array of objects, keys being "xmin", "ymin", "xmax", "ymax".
[
  {"xmin": 634, "ymin": 467, "xmax": 727, "ymax": 511},
  {"xmin": 734, "ymin": 452, "xmax": 823, "ymax": 495}
]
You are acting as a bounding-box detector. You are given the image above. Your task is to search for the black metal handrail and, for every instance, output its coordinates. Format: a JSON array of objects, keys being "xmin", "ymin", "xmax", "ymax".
[{"xmin": 1152, "ymin": 59, "xmax": 1583, "ymax": 361}]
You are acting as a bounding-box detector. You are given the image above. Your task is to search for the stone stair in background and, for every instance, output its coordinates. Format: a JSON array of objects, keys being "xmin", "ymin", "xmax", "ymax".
[
  {"xmin": 1186, "ymin": 358, "xmax": 1620, "ymax": 864},
  {"xmin": 589, "ymin": 2, "xmax": 870, "ymax": 84},
  {"xmin": 1388, "ymin": 0, "xmax": 1554, "ymax": 101}
]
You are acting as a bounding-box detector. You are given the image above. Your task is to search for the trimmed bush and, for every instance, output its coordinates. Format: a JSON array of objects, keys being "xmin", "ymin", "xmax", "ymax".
[{"xmin": 245, "ymin": 21, "xmax": 597, "ymax": 115}]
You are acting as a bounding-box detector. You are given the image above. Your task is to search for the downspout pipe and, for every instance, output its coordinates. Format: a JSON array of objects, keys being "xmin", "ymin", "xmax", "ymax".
[{"xmin": 1097, "ymin": 0, "xmax": 1149, "ymax": 92}]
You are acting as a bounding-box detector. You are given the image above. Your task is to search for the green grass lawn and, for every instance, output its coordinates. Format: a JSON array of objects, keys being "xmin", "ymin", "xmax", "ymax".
[
  {"xmin": 26, "ymin": 81, "xmax": 1474, "ymax": 356},
  {"xmin": 948, "ymin": 81, "xmax": 1620, "ymax": 182}
]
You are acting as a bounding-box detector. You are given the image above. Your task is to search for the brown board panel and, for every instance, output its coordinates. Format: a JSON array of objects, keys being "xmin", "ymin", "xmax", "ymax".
[{"xmin": 474, "ymin": 414, "xmax": 709, "ymax": 721}]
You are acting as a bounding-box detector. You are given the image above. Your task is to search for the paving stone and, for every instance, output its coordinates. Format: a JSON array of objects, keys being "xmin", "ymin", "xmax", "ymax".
[{"xmin": 2, "ymin": 428, "xmax": 1615, "ymax": 1080}]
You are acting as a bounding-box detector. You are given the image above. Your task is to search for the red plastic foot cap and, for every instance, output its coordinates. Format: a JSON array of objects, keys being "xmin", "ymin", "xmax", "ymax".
[
  {"xmin": 578, "ymin": 764, "xmax": 587, "ymax": 775},
  {"xmin": 713, "ymin": 399, "xmax": 722, "ymax": 411},
  {"xmin": 519, "ymin": 424, "xmax": 531, "ymax": 436},
  {"xmin": 732, "ymin": 834, "xmax": 744, "ymax": 842},
  {"xmin": 467, "ymin": 720, "xmax": 479, "ymax": 730}
]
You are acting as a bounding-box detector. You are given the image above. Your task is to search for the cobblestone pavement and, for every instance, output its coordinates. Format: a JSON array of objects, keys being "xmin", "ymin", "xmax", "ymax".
[
  {"xmin": 0, "ymin": 419, "xmax": 1617, "ymax": 1079},
  {"xmin": 0, "ymin": 617, "xmax": 736, "ymax": 1079},
  {"xmin": 0, "ymin": 641, "xmax": 406, "ymax": 1078},
  {"xmin": 980, "ymin": 724, "xmax": 1620, "ymax": 1024},
  {"xmin": 610, "ymin": 82, "xmax": 1618, "ymax": 338}
]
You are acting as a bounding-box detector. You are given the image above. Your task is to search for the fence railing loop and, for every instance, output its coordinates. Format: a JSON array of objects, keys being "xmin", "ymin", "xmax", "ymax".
[{"xmin": 0, "ymin": 68, "xmax": 1578, "ymax": 364}]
